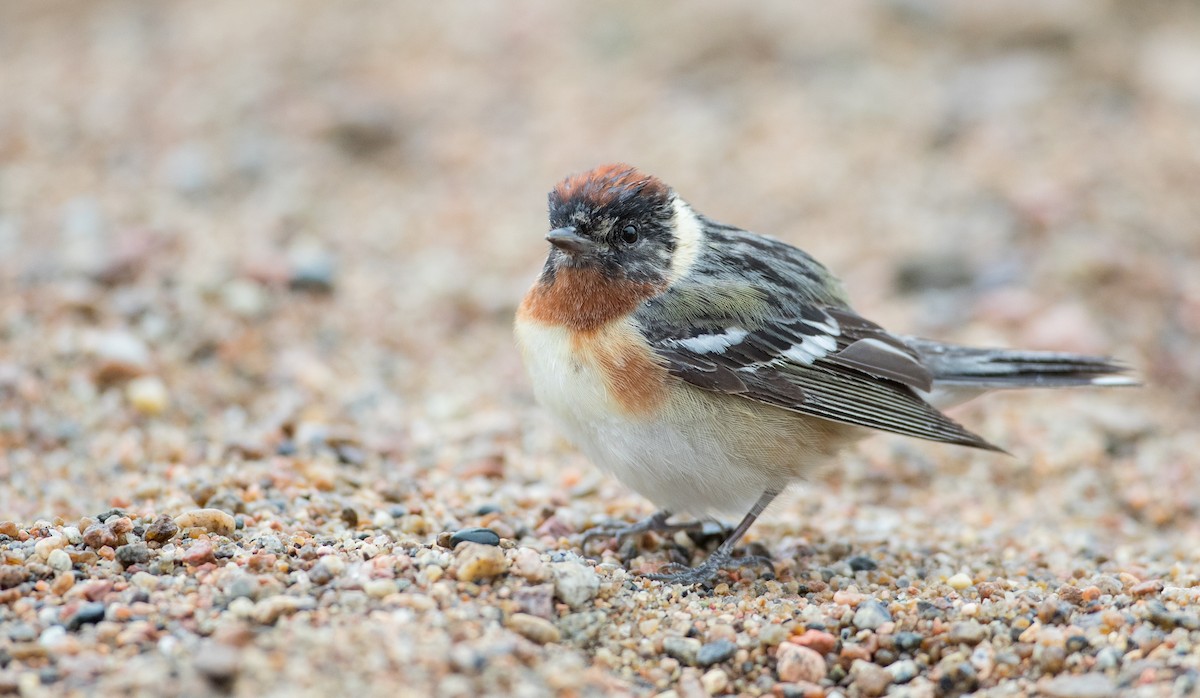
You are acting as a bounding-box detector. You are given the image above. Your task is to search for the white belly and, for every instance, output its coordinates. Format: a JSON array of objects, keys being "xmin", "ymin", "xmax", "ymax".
[{"xmin": 515, "ymin": 319, "xmax": 855, "ymax": 517}]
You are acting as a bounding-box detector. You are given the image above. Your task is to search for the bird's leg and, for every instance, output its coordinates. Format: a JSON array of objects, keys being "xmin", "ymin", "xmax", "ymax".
[
  {"xmin": 580, "ymin": 510, "xmax": 703, "ymax": 553},
  {"xmin": 643, "ymin": 489, "xmax": 780, "ymax": 585}
]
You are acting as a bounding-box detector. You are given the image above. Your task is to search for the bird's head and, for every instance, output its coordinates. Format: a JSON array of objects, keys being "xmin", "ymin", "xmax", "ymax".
[{"xmin": 542, "ymin": 164, "xmax": 682, "ymax": 286}]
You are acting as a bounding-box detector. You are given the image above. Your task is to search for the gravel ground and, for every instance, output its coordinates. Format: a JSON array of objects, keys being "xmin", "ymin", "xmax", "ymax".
[{"xmin": 2, "ymin": 2, "xmax": 1199, "ymax": 696}]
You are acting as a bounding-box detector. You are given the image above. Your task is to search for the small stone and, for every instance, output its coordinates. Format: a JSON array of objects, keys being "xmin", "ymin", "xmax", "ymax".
[
  {"xmin": 833, "ymin": 589, "xmax": 865, "ymax": 606},
  {"xmin": 776, "ymin": 643, "xmax": 826, "ymax": 683},
  {"xmin": 308, "ymin": 557, "xmax": 343, "ymax": 585},
  {"xmin": 847, "ymin": 555, "xmax": 878, "ymax": 571},
  {"xmin": 506, "ymin": 612, "xmax": 560, "ymax": 644},
  {"xmin": 888, "ymin": 659, "xmax": 918, "ymax": 684},
  {"xmin": 115, "ymin": 542, "xmax": 151, "ymax": 568},
  {"xmin": 514, "ymin": 584, "xmax": 555, "ymax": 619},
  {"xmin": 449, "ymin": 527, "xmax": 501, "ymax": 547},
  {"xmin": 453, "ymin": 542, "xmax": 508, "ymax": 582},
  {"xmin": 759, "ymin": 624, "xmax": 789, "ymax": 647},
  {"xmin": 364, "ymin": 579, "xmax": 397, "ymax": 599},
  {"xmin": 194, "ymin": 642, "xmax": 241, "ymax": 688},
  {"xmin": 792, "ymin": 629, "xmax": 837, "ymax": 655},
  {"xmin": 947, "ymin": 621, "xmax": 988, "ymax": 646},
  {"xmin": 663, "ymin": 636, "xmax": 702, "ymax": 666},
  {"xmin": 46, "ymin": 549, "xmax": 72, "ymax": 572},
  {"xmin": 551, "ymin": 561, "xmax": 599, "ymax": 609},
  {"xmin": 126, "ymin": 376, "xmax": 169, "ymax": 415},
  {"xmin": 512, "ymin": 548, "xmax": 550, "ymax": 582},
  {"xmin": 948, "ymin": 573, "xmax": 974, "ymax": 590},
  {"xmin": 1039, "ymin": 673, "xmax": 1118, "ymax": 698},
  {"xmin": 1131, "ymin": 579, "xmax": 1164, "ymax": 596},
  {"xmin": 181, "ymin": 540, "xmax": 216, "ymax": 566},
  {"xmin": 82, "ymin": 523, "xmax": 118, "ymax": 549},
  {"xmin": 252, "ymin": 596, "xmax": 316, "ymax": 624},
  {"xmin": 221, "ymin": 279, "xmax": 268, "ymax": 319},
  {"xmin": 51, "ymin": 571, "xmax": 74, "ymax": 595},
  {"xmin": 143, "ymin": 515, "xmax": 179, "ymax": 544},
  {"xmin": 893, "ymin": 632, "xmax": 924, "ymax": 652},
  {"xmin": 34, "ymin": 534, "xmax": 68, "ymax": 560},
  {"xmin": 287, "ymin": 241, "xmax": 336, "ymax": 294},
  {"xmin": 853, "ymin": 600, "xmax": 892, "ymax": 630},
  {"xmin": 174, "ymin": 509, "xmax": 237, "ymax": 537},
  {"xmin": 65, "ymin": 602, "xmax": 106, "ymax": 630},
  {"xmin": 92, "ymin": 331, "xmax": 151, "ymax": 375},
  {"xmin": 697, "ymin": 639, "xmax": 737, "ymax": 667},
  {"xmin": 700, "ymin": 669, "xmax": 729, "ymax": 695},
  {"xmin": 850, "ymin": 659, "xmax": 893, "ymax": 697},
  {"xmin": 0, "ymin": 521, "xmax": 20, "ymax": 537}
]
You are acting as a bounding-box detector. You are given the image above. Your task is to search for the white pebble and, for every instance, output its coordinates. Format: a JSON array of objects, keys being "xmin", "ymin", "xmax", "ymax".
[
  {"xmin": 47, "ymin": 548, "xmax": 72, "ymax": 572},
  {"xmin": 126, "ymin": 376, "xmax": 169, "ymax": 415},
  {"xmin": 948, "ymin": 573, "xmax": 974, "ymax": 590},
  {"xmin": 35, "ymin": 533, "xmax": 68, "ymax": 560}
]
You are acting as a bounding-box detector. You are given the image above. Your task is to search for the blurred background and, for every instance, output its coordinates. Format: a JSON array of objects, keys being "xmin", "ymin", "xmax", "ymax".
[
  {"xmin": 1, "ymin": 1, "xmax": 1198, "ymax": 529},
  {"xmin": 2, "ymin": 2, "xmax": 1200, "ymax": 695}
]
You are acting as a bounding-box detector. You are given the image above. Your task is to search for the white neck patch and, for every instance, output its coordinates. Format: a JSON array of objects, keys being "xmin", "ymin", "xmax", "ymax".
[{"xmin": 667, "ymin": 197, "xmax": 703, "ymax": 284}]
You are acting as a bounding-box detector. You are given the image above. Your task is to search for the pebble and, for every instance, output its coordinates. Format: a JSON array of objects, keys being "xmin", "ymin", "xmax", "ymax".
[
  {"xmin": 453, "ymin": 542, "xmax": 508, "ymax": 582},
  {"xmin": 221, "ymin": 279, "xmax": 269, "ymax": 318},
  {"xmin": 758, "ymin": 624, "xmax": 789, "ymax": 647},
  {"xmin": 696, "ymin": 639, "xmax": 737, "ymax": 667},
  {"xmin": 853, "ymin": 600, "xmax": 892, "ymax": 630},
  {"xmin": 193, "ymin": 642, "xmax": 241, "ymax": 686},
  {"xmin": 514, "ymin": 584, "xmax": 555, "ymax": 619},
  {"xmin": 35, "ymin": 533, "xmax": 68, "ymax": 559},
  {"xmin": 663, "ymin": 636, "xmax": 702, "ymax": 666},
  {"xmin": 850, "ymin": 659, "xmax": 893, "ymax": 697},
  {"xmin": 174, "ymin": 509, "xmax": 237, "ymax": 537},
  {"xmin": 181, "ymin": 540, "xmax": 216, "ymax": 566},
  {"xmin": 947, "ymin": 620, "xmax": 988, "ymax": 645},
  {"xmin": 948, "ymin": 573, "xmax": 974, "ymax": 590},
  {"xmin": 308, "ymin": 557, "xmax": 344, "ymax": 585},
  {"xmin": 551, "ymin": 560, "xmax": 599, "ymax": 609},
  {"xmin": 65, "ymin": 602, "xmax": 107, "ymax": 630},
  {"xmin": 1131, "ymin": 579, "xmax": 1164, "ymax": 596},
  {"xmin": 512, "ymin": 548, "xmax": 550, "ymax": 582},
  {"xmin": 364, "ymin": 579, "xmax": 397, "ymax": 599},
  {"xmin": 115, "ymin": 542, "xmax": 151, "ymax": 568},
  {"xmin": 776, "ymin": 643, "xmax": 826, "ymax": 683},
  {"xmin": 506, "ymin": 612, "xmax": 561, "ymax": 644},
  {"xmin": 82, "ymin": 523, "xmax": 118, "ymax": 549},
  {"xmin": 847, "ymin": 555, "xmax": 878, "ymax": 571},
  {"xmin": 47, "ymin": 548, "xmax": 72, "ymax": 572},
  {"xmin": 888, "ymin": 659, "xmax": 919, "ymax": 683},
  {"xmin": 791, "ymin": 629, "xmax": 837, "ymax": 655},
  {"xmin": 1039, "ymin": 673, "xmax": 1117, "ymax": 698},
  {"xmin": 143, "ymin": 514, "xmax": 179, "ymax": 544},
  {"xmin": 449, "ymin": 527, "xmax": 501, "ymax": 547},
  {"xmin": 125, "ymin": 376, "xmax": 169, "ymax": 415},
  {"xmin": 252, "ymin": 596, "xmax": 316, "ymax": 625},
  {"xmin": 287, "ymin": 241, "xmax": 336, "ymax": 293},
  {"xmin": 700, "ymin": 669, "xmax": 729, "ymax": 695}
]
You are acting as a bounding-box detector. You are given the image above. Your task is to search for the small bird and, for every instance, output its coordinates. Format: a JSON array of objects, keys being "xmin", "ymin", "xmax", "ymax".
[{"xmin": 514, "ymin": 163, "xmax": 1135, "ymax": 585}]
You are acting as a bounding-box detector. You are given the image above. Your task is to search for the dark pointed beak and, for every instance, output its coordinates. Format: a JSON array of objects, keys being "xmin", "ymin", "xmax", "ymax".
[{"xmin": 545, "ymin": 226, "xmax": 592, "ymax": 255}]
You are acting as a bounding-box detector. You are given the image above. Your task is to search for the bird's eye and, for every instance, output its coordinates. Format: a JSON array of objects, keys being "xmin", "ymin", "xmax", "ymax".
[{"xmin": 620, "ymin": 224, "xmax": 639, "ymax": 244}]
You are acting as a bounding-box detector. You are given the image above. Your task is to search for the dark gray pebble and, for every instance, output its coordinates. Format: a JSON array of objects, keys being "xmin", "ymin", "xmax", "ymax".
[
  {"xmin": 697, "ymin": 639, "xmax": 737, "ymax": 667},
  {"xmin": 450, "ymin": 527, "xmax": 500, "ymax": 546},
  {"xmin": 66, "ymin": 602, "xmax": 106, "ymax": 630},
  {"xmin": 894, "ymin": 631, "xmax": 924, "ymax": 652},
  {"xmin": 847, "ymin": 555, "xmax": 878, "ymax": 572},
  {"xmin": 115, "ymin": 542, "xmax": 151, "ymax": 568}
]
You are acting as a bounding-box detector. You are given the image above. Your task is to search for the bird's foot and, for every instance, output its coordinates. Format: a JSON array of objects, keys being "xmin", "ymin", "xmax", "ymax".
[
  {"xmin": 580, "ymin": 511, "xmax": 702, "ymax": 554},
  {"xmin": 642, "ymin": 548, "xmax": 775, "ymax": 586}
]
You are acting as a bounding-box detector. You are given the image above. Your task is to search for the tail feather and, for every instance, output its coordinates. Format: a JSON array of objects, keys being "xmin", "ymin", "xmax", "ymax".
[{"xmin": 904, "ymin": 337, "xmax": 1139, "ymax": 389}]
